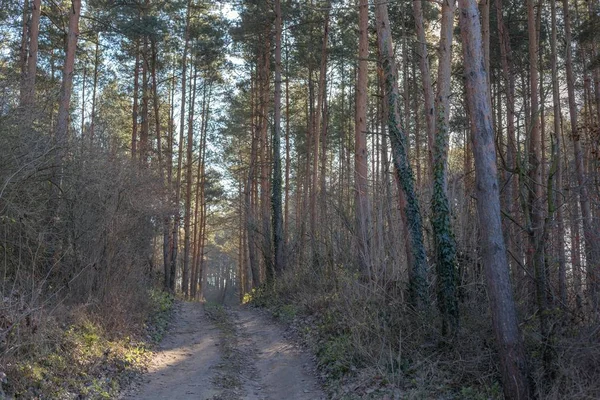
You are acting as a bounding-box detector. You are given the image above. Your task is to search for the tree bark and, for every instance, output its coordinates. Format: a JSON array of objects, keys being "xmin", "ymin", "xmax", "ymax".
[
  {"xmin": 246, "ymin": 66, "xmax": 260, "ymax": 288},
  {"xmin": 259, "ymin": 26, "xmax": 273, "ymax": 283},
  {"xmin": 432, "ymin": 0, "xmax": 459, "ymax": 335},
  {"xmin": 412, "ymin": 0, "xmax": 435, "ymax": 174},
  {"xmin": 238, "ymin": 175, "xmax": 245, "ymax": 301},
  {"xmin": 527, "ymin": 0, "xmax": 549, "ymax": 344},
  {"xmin": 140, "ymin": 34, "xmax": 149, "ymax": 165},
  {"xmin": 375, "ymin": 1, "xmax": 428, "ymax": 309},
  {"xmin": 81, "ymin": 64, "xmax": 86, "ymax": 137},
  {"xmin": 284, "ymin": 29, "xmax": 291, "ymax": 249},
  {"xmin": 171, "ymin": 0, "xmax": 192, "ymax": 293},
  {"xmin": 54, "ymin": 0, "xmax": 81, "ymax": 147},
  {"xmin": 587, "ymin": 1, "xmax": 600, "ymax": 126},
  {"xmin": 570, "ymin": 198, "xmax": 583, "ymax": 309},
  {"xmin": 458, "ymin": 1, "xmax": 531, "ymax": 398},
  {"xmin": 164, "ymin": 70, "xmax": 176, "ymax": 291},
  {"xmin": 310, "ymin": 5, "xmax": 330, "ymax": 246},
  {"xmin": 562, "ymin": 0, "xmax": 599, "ymax": 311},
  {"xmin": 90, "ymin": 35, "xmax": 99, "ymax": 143},
  {"xmin": 479, "ymin": 0, "xmax": 490, "ymax": 89},
  {"xmin": 191, "ymin": 83, "xmax": 208, "ymax": 299},
  {"xmin": 19, "ymin": 0, "xmax": 29, "ymax": 106},
  {"xmin": 194, "ymin": 88, "xmax": 210, "ymax": 299},
  {"xmin": 21, "ymin": 0, "xmax": 40, "ymax": 108},
  {"xmin": 149, "ymin": 39, "xmax": 170, "ymax": 292},
  {"xmin": 495, "ymin": 0, "xmax": 519, "ymax": 278},
  {"xmin": 198, "ymin": 158, "xmax": 208, "ymax": 300},
  {"xmin": 183, "ymin": 65, "xmax": 197, "ymax": 297},
  {"xmin": 355, "ymin": 0, "xmax": 371, "ymax": 278},
  {"xmin": 132, "ymin": 42, "xmax": 140, "ymax": 159},
  {"xmin": 550, "ymin": 0, "xmax": 567, "ymax": 306},
  {"xmin": 272, "ymin": 0, "xmax": 285, "ymax": 276}
]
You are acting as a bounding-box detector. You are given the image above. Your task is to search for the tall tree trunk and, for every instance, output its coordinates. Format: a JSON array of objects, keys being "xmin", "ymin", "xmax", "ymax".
[
  {"xmin": 19, "ymin": 0, "xmax": 29, "ymax": 106},
  {"xmin": 246, "ymin": 67, "xmax": 260, "ymax": 288},
  {"xmin": 90, "ymin": 35, "xmax": 99, "ymax": 143},
  {"xmin": 570, "ymin": 198, "xmax": 583, "ymax": 310},
  {"xmin": 375, "ymin": 1, "xmax": 428, "ymax": 309},
  {"xmin": 432, "ymin": 0, "xmax": 459, "ymax": 335},
  {"xmin": 355, "ymin": 0, "xmax": 371, "ymax": 278},
  {"xmin": 171, "ymin": 0, "xmax": 192, "ymax": 291},
  {"xmin": 272, "ymin": 0, "xmax": 285, "ymax": 276},
  {"xmin": 54, "ymin": 0, "xmax": 81, "ymax": 147},
  {"xmin": 377, "ymin": 58, "xmax": 413, "ymax": 276},
  {"xmin": 412, "ymin": 61, "xmax": 422, "ymax": 188},
  {"xmin": 527, "ymin": 0, "xmax": 548, "ymax": 344},
  {"xmin": 587, "ymin": 1, "xmax": 600, "ymax": 126},
  {"xmin": 479, "ymin": 0, "xmax": 490, "ymax": 88},
  {"xmin": 284, "ymin": 29, "xmax": 291, "ymax": 248},
  {"xmin": 562, "ymin": 0, "xmax": 599, "ymax": 311},
  {"xmin": 150, "ymin": 40, "xmax": 170, "ymax": 292},
  {"xmin": 171, "ymin": 0, "xmax": 192, "ymax": 292},
  {"xmin": 21, "ymin": 0, "xmax": 40, "ymax": 108},
  {"xmin": 140, "ymin": 35, "xmax": 149, "ymax": 165},
  {"xmin": 537, "ymin": 6, "xmax": 546, "ymax": 203},
  {"xmin": 132, "ymin": 42, "xmax": 140, "ymax": 160},
  {"xmin": 412, "ymin": 0, "xmax": 435, "ymax": 174},
  {"xmin": 299, "ymin": 70, "xmax": 313, "ymax": 270},
  {"xmin": 183, "ymin": 66, "xmax": 197, "ymax": 297},
  {"xmin": 81, "ymin": 66, "xmax": 86, "ymax": 137},
  {"xmin": 151, "ymin": 38, "xmax": 163, "ymax": 180},
  {"xmin": 495, "ymin": 0, "xmax": 519, "ymax": 278},
  {"xmin": 458, "ymin": 1, "xmax": 531, "ymax": 398},
  {"xmin": 164, "ymin": 71, "xmax": 176, "ymax": 291},
  {"xmin": 550, "ymin": 0, "xmax": 567, "ymax": 306},
  {"xmin": 243, "ymin": 193, "xmax": 251, "ymax": 293},
  {"xmin": 320, "ymin": 82, "xmax": 329, "ymax": 252},
  {"xmin": 198, "ymin": 161, "xmax": 208, "ymax": 300},
  {"xmin": 238, "ymin": 175, "xmax": 245, "ymax": 301},
  {"xmin": 259, "ymin": 30, "xmax": 273, "ymax": 283},
  {"xmin": 310, "ymin": 5, "xmax": 330, "ymax": 246},
  {"xmin": 194, "ymin": 89, "xmax": 209, "ymax": 299},
  {"xmin": 191, "ymin": 83, "xmax": 208, "ymax": 299}
]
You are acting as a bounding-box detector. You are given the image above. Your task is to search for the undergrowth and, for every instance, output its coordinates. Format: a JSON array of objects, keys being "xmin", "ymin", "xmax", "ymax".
[
  {"xmin": 248, "ymin": 262, "xmax": 600, "ymax": 399},
  {"xmin": 146, "ymin": 288, "xmax": 176, "ymax": 343},
  {"xmin": 247, "ymin": 265, "xmax": 600, "ymax": 399},
  {"xmin": 1, "ymin": 288, "xmax": 174, "ymax": 399}
]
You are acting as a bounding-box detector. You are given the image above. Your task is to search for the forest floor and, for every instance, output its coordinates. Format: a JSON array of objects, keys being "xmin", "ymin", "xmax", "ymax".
[{"xmin": 120, "ymin": 301, "xmax": 325, "ymax": 400}]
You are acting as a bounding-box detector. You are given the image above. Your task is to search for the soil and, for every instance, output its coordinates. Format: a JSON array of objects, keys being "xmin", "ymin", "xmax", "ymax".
[{"xmin": 121, "ymin": 302, "xmax": 325, "ymax": 400}]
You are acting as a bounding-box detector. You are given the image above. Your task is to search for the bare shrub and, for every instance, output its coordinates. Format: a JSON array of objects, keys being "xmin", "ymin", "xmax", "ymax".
[{"xmin": 0, "ymin": 115, "xmax": 166, "ymax": 377}]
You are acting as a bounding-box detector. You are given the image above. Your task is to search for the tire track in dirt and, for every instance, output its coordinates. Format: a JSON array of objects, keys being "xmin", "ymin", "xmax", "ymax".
[
  {"xmin": 121, "ymin": 302, "xmax": 325, "ymax": 400},
  {"xmin": 232, "ymin": 306, "xmax": 326, "ymax": 400},
  {"xmin": 122, "ymin": 302, "xmax": 222, "ymax": 400}
]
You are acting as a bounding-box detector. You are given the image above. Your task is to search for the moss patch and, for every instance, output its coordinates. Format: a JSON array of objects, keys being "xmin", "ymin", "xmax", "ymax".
[{"xmin": 2, "ymin": 288, "xmax": 174, "ymax": 399}]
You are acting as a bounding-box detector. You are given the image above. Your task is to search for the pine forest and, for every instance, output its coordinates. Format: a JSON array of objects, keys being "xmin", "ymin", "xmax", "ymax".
[{"xmin": 1, "ymin": 0, "xmax": 600, "ymax": 399}]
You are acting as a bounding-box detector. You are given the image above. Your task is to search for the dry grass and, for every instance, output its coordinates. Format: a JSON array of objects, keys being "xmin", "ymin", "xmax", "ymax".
[
  {"xmin": 0, "ymin": 288, "xmax": 173, "ymax": 398},
  {"xmin": 250, "ymin": 259, "xmax": 600, "ymax": 399}
]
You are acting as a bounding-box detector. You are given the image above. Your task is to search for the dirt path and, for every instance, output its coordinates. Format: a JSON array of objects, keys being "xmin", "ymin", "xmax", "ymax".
[
  {"xmin": 234, "ymin": 307, "xmax": 325, "ymax": 400},
  {"xmin": 122, "ymin": 302, "xmax": 325, "ymax": 400},
  {"xmin": 121, "ymin": 302, "xmax": 221, "ymax": 399}
]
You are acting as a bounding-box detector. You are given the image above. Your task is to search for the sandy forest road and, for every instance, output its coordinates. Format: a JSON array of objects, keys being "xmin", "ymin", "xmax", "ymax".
[{"xmin": 122, "ymin": 302, "xmax": 325, "ymax": 400}]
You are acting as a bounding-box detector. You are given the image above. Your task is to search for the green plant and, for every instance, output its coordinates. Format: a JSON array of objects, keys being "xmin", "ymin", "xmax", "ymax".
[
  {"xmin": 317, "ymin": 334, "xmax": 354, "ymax": 379},
  {"xmin": 275, "ymin": 304, "xmax": 297, "ymax": 321}
]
